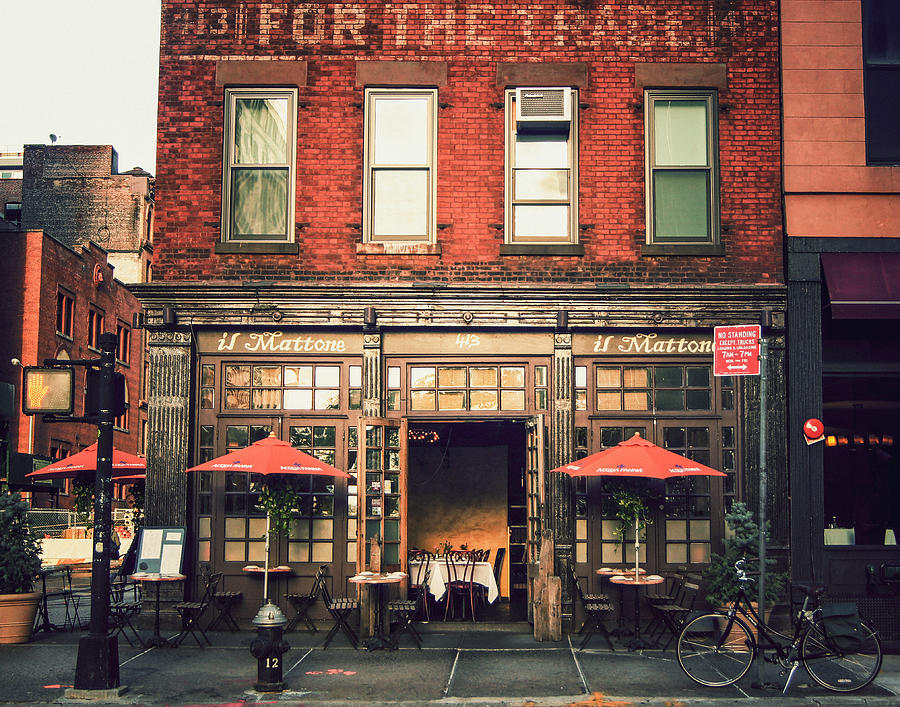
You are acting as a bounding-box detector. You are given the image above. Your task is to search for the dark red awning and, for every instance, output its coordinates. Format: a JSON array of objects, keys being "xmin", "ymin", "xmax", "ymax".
[{"xmin": 821, "ymin": 253, "xmax": 900, "ymax": 319}]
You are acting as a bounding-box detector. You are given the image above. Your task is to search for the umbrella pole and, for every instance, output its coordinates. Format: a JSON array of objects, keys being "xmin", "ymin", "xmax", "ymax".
[
  {"xmin": 634, "ymin": 515, "xmax": 640, "ymax": 576},
  {"xmin": 263, "ymin": 513, "xmax": 271, "ymax": 604}
]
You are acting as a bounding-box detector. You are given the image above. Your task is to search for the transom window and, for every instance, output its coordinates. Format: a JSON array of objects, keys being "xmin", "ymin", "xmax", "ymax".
[
  {"xmin": 223, "ymin": 363, "xmax": 342, "ymax": 410},
  {"xmin": 645, "ymin": 90, "xmax": 719, "ymax": 243},
  {"xmin": 594, "ymin": 365, "xmax": 715, "ymax": 412},
  {"xmin": 409, "ymin": 365, "xmax": 527, "ymax": 411},
  {"xmin": 222, "ymin": 88, "xmax": 297, "ymax": 242},
  {"xmin": 505, "ymin": 87, "xmax": 578, "ymax": 244},
  {"xmin": 363, "ymin": 88, "xmax": 437, "ymax": 243}
]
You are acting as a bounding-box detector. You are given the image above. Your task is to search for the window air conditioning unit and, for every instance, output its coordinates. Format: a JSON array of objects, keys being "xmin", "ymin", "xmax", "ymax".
[{"xmin": 516, "ymin": 87, "xmax": 572, "ymax": 133}]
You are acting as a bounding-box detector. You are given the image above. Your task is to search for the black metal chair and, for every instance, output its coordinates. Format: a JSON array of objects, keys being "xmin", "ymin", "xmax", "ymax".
[
  {"xmin": 388, "ymin": 590, "xmax": 423, "ymax": 648},
  {"xmin": 647, "ymin": 576, "xmax": 700, "ymax": 650},
  {"xmin": 208, "ymin": 577, "xmax": 242, "ymax": 632},
  {"xmin": 407, "ymin": 549, "xmax": 433, "ymax": 620},
  {"xmin": 284, "ymin": 564, "xmax": 327, "ymax": 632},
  {"xmin": 320, "ymin": 576, "xmax": 359, "ymax": 649},
  {"xmin": 572, "ymin": 566, "xmax": 615, "ymax": 650},
  {"xmin": 444, "ymin": 549, "xmax": 479, "ymax": 621},
  {"xmin": 109, "ymin": 580, "xmax": 143, "ymax": 647},
  {"xmin": 173, "ymin": 571, "xmax": 221, "ymax": 647}
]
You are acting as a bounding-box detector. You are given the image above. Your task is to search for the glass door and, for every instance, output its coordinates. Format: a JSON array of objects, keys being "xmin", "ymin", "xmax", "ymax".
[
  {"xmin": 356, "ymin": 417, "xmax": 408, "ymax": 571},
  {"xmin": 523, "ymin": 414, "xmax": 546, "ymax": 621}
]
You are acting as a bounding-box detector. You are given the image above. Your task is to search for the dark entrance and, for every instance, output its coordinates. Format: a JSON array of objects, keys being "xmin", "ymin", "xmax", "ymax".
[{"xmin": 406, "ymin": 420, "xmax": 528, "ymax": 620}]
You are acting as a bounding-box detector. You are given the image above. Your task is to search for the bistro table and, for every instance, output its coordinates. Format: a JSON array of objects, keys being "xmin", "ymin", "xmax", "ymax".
[
  {"xmin": 608, "ymin": 573, "xmax": 664, "ymax": 650},
  {"xmin": 596, "ymin": 567, "xmax": 646, "ymax": 636},
  {"xmin": 242, "ymin": 564, "xmax": 293, "ymax": 605},
  {"xmin": 132, "ymin": 572, "xmax": 186, "ymax": 647},
  {"xmin": 348, "ymin": 572, "xmax": 405, "ymax": 650}
]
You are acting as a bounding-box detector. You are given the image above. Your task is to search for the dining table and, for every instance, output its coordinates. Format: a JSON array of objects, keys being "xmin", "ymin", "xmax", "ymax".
[
  {"xmin": 608, "ymin": 573, "xmax": 665, "ymax": 650},
  {"xmin": 131, "ymin": 572, "xmax": 186, "ymax": 647},
  {"xmin": 595, "ymin": 567, "xmax": 645, "ymax": 636},
  {"xmin": 409, "ymin": 558, "xmax": 499, "ymax": 606},
  {"xmin": 348, "ymin": 571, "xmax": 406, "ymax": 650}
]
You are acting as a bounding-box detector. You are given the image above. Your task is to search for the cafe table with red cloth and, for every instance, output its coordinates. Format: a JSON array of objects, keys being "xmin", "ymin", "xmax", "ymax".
[
  {"xmin": 131, "ymin": 572, "xmax": 186, "ymax": 647},
  {"xmin": 349, "ymin": 571, "xmax": 406, "ymax": 651},
  {"xmin": 608, "ymin": 573, "xmax": 665, "ymax": 650}
]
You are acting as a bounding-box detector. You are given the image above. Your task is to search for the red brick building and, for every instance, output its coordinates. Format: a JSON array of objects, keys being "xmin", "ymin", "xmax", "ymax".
[
  {"xmin": 0, "ymin": 232, "xmax": 143, "ymax": 507},
  {"xmin": 136, "ymin": 0, "xmax": 785, "ymax": 626},
  {"xmin": 782, "ymin": 0, "xmax": 900, "ymax": 645}
]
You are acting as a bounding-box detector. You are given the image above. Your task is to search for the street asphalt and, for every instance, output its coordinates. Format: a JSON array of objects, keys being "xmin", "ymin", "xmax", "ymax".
[{"xmin": 2, "ymin": 612, "xmax": 898, "ymax": 707}]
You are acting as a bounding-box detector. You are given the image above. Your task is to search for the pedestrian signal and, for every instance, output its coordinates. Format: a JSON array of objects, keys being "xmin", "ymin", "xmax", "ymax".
[{"xmin": 22, "ymin": 367, "xmax": 75, "ymax": 415}]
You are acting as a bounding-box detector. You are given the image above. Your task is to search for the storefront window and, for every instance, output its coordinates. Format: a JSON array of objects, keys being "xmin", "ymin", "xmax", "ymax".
[
  {"xmin": 223, "ymin": 363, "xmax": 345, "ymax": 411},
  {"xmin": 287, "ymin": 425, "xmax": 337, "ymax": 563},
  {"xmin": 594, "ymin": 364, "xmax": 714, "ymax": 412},
  {"xmin": 408, "ymin": 364, "xmax": 528, "ymax": 412}
]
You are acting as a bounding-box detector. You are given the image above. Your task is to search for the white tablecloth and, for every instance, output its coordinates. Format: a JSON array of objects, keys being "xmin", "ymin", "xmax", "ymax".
[
  {"xmin": 409, "ymin": 559, "xmax": 499, "ymax": 604},
  {"xmin": 824, "ymin": 528, "xmax": 855, "ymax": 545}
]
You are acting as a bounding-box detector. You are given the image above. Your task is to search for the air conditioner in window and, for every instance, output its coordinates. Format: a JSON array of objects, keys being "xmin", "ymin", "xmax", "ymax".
[{"xmin": 515, "ymin": 87, "xmax": 572, "ymax": 133}]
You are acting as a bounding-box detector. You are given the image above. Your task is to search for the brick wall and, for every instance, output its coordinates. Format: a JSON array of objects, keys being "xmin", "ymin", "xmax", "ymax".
[
  {"xmin": 155, "ymin": 0, "xmax": 782, "ymax": 285},
  {"xmin": 0, "ymin": 232, "xmax": 143, "ymax": 459},
  {"xmin": 21, "ymin": 145, "xmax": 152, "ymax": 264}
]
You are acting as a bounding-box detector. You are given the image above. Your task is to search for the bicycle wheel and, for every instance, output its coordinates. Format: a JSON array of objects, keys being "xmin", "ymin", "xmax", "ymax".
[
  {"xmin": 801, "ymin": 618, "xmax": 882, "ymax": 692},
  {"xmin": 677, "ymin": 612, "xmax": 755, "ymax": 687}
]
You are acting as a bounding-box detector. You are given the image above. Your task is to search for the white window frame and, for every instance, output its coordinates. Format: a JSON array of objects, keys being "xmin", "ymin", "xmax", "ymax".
[
  {"xmin": 221, "ymin": 88, "xmax": 298, "ymax": 243},
  {"xmin": 504, "ymin": 87, "xmax": 579, "ymax": 245},
  {"xmin": 363, "ymin": 88, "xmax": 438, "ymax": 243},
  {"xmin": 644, "ymin": 89, "xmax": 719, "ymax": 245}
]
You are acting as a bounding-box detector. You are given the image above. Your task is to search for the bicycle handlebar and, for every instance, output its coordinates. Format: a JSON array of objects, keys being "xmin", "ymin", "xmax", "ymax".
[{"xmin": 734, "ymin": 559, "xmax": 755, "ymax": 585}]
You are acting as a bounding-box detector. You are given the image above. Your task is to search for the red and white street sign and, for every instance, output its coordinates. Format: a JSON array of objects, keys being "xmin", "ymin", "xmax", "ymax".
[{"xmin": 713, "ymin": 325, "xmax": 761, "ymax": 377}]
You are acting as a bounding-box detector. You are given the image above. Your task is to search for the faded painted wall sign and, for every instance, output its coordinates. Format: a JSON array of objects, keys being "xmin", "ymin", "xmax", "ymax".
[
  {"xmin": 198, "ymin": 331, "xmax": 362, "ymax": 354},
  {"xmin": 573, "ymin": 332, "xmax": 713, "ymax": 356}
]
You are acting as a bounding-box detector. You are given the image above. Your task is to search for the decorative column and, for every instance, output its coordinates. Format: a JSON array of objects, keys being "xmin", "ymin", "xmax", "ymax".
[
  {"xmin": 145, "ymin": 330, "xmax": 192, "ymax": 528},
  {"xmin": 363, "ymin": 332, "xmax": 383, "ymax": 417},
  {"xmin": 549, "ymin": 329, "xmax": 575, "ymax": 627}
]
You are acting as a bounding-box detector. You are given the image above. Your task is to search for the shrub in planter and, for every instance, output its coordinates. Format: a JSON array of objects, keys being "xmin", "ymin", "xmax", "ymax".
[
  {"xmin": 0, "ymin": 492, "xmax": 43, "ymax": 643},
  {"xmin": 703, "ymin": 501, "xmax": 786, "ymax": 611}
]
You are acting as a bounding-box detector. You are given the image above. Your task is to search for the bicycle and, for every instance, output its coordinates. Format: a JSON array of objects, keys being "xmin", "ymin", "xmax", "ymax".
[{"xmin": 676, "ymin": 559, "xmax": 882, "ymax": 694}]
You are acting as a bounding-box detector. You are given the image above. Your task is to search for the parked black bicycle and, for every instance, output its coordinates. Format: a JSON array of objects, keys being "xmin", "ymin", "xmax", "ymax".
[{"xmin": 676, "ymin": 559, "xmax": 882, "ymax": 694}]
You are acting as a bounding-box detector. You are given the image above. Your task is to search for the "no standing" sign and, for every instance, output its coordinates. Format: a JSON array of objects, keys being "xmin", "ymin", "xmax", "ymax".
[{"xmin": 713, "ymin": 325, "xmax": 761, "ymax": 376}]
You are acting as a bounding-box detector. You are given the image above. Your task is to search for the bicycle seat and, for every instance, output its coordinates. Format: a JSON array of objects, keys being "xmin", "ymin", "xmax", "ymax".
[{"xmin": 793, "ymin": 582, "xmax": 826, "ymax": 598}]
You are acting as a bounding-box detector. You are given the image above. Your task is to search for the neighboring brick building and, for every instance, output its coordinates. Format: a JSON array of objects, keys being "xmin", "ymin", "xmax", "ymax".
[
  {"xmin": 135, "ymin": 0, "xmax": 785, "ymax": 626},
  {"xmin": 0, "ymin": 232, "xmax": 143, "ymax": 509},
  {"xmin": 782, "ymin": 0, "xmax": 900, "ymax": 645},
  {"xmin": 21, "ymin": 144, "xmax": 154, "ymax": 285}
]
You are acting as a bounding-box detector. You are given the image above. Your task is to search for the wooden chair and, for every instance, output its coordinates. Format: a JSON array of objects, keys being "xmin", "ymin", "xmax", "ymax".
[
  {"xmin": 572, "ymin": 566, "xmax": 615, "ymax": 650},
  {"xmin": 320, "ymin": 576, "xmax": 359, "ymax": 649},
  {"xmin": 407, "ymin": 549, "xmax": 433, "ymax": 620},
  {"xmin": 173, "ymin": 571, "xmax": 221, "ymax": 647},
  {"xmin": 647, "ymin": 576, "xmax": 700, "ymax": 650},
  {"xmin": 444, "ymin": 549, "xmax": 479, "ymax": 621},
  {"xmin": 284, "ymin": 564, "xmax": 327, "ymax": 632}
]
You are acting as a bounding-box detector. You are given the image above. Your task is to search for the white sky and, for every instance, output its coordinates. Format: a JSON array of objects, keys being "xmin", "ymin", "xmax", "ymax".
[{"xmin": 1, "ymin": 0, "xmax": 161, "ymax": 174}]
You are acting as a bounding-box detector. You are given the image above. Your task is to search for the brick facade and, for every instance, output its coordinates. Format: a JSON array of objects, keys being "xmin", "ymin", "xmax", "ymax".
[{"xmin": 154, "ymin": 0, "xmax": 782, "ymax": 286}]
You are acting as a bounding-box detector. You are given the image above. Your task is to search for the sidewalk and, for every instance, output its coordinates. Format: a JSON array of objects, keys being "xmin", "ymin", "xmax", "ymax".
[{"xmin": 3, "ymin": 618, "xmax": 898, "ymax": 706}]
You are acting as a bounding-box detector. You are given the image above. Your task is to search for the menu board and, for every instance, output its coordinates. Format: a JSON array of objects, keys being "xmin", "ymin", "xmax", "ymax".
[{"xmin": 135, "ymin": 526, "xmax": 185, "ymax": 575}]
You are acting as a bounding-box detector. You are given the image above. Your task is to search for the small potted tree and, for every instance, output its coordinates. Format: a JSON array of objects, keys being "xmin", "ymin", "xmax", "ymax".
[
  {"xmin": 703, "ymin": 501, "xmax": 785, "ymax": 617},
  {"xmin": 0, "ymin": 491, "xmax": 43, "ymax": 643}
]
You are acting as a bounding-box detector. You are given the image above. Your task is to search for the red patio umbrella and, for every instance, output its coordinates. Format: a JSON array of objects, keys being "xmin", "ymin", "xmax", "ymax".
[
  {"xmin": 551, "ymin": 433, "xmax": 726, "ymax": 575},
  {"xmin": 185, "ymin": 433, "xmax": 350, "ymax": 606},
  {"xmin": 26, "ymin": 443, "xmax": 146, "ymax": 480}
]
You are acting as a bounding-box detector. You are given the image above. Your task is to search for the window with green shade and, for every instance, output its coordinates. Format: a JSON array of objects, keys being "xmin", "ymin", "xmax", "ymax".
[
  {"xmin": 645, "ymin": 91, "xmax": 718, "ymax": 244},
  {"xmin": 222, "ymin": 88, "xmax": 297, "ymax": 242}
]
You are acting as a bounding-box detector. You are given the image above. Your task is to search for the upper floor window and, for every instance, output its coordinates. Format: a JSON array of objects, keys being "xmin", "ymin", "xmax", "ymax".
[
  {"xmin": 505, "ymin": 87, "xmax": 579, "ymax": 244},
  {"xmin": 116, "ymin": 322, "xmax": 131, "ymax": 364},
  {"xmin": 222, "ymin": 88, "xmax": 297, "ymax": 242},
  {"xmin": 363, "ymin": 88, "xmax": 437, "ymax": 243},
  {"xmin": 862, "ymin": 0, "xmax": 900, "ymax": 164},
  {"xmin": 56, "ymin": 290, "xmax": 74, "ymax": 338},
  {"xmin": 87, "ymin": 308, "xmax": 104, "ymax": 350},
  {"xmin": 644, "ymin": 90, "xmax": 719, "ymax": 244}
]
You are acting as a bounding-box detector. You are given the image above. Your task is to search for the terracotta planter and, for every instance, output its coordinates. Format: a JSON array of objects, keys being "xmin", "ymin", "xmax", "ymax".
[
  {"xmin": 0, "ymin": 592, "xmax": 41, "ymax": 644},
  {"xmin": 716, "ymin": 602, "xmax": 774, "ymax": 649}
]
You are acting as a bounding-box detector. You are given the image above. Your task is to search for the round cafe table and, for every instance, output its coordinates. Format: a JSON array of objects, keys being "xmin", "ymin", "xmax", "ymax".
[
  {"xmin": 132, "ymin": 572, "xmax": 186, "ymax": 647},
  {"xmin": 608, "ymin": 574, "xmax": 664, "ymax": 650},
  {"xmin": 596, "ymin": 568, "xmax": 646, "ymax": 636},
  {"xmin": 349, "ymin": 572, "xmax": 405, "ymax": 651}
]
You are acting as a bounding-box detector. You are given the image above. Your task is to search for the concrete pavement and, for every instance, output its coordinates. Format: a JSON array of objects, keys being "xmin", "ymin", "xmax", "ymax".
[{"xmin": 2, "ymin": 620, "xmax": 898, "ymax": 706}]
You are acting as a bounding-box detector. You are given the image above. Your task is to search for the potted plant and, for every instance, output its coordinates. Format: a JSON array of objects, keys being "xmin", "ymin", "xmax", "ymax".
[
  {"xmin": 703, "ymin": 501, "xmax": 786, "ymax": 615},
  {"xmin": 0, "ymin": 491, "xmax": 43, "ymax": 643}
]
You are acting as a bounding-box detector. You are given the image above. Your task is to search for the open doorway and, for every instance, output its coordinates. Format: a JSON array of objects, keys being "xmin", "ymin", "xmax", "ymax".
[{"xmin": 406, "ymin": 420, "xmax": 528, "ymax": 620}]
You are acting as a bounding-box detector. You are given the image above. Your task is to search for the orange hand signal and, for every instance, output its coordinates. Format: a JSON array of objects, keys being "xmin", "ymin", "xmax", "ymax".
[{"xmin": 27, "ymin": 373, "xmax": 51, "ymax": 408}]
